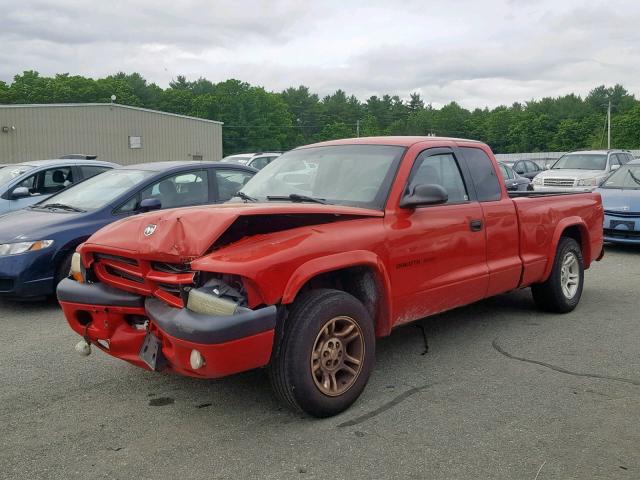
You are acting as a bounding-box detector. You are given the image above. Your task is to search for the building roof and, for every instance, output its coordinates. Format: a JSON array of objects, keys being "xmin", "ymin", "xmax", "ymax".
[{"xmin": 0, "ymin": 103, "xmax": 223, "ymax": 125}]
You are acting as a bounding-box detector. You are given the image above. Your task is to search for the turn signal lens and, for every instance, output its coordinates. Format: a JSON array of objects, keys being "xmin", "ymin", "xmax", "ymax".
[{"xmin": 70, "ymin": 252, "xmax": 85, "ymax": 283}]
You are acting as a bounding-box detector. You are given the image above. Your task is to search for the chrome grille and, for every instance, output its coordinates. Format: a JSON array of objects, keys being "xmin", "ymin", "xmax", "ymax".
[{"xmin": 543, "ymin": 178, "xmax": 575, "ymax": 187}]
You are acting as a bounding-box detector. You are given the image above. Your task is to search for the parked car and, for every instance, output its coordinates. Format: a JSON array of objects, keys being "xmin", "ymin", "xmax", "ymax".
[
  {"xmin": 221, "ymin": 152, "xmax": 282, "ymax": 170},
  {"xmin": 597, "ymin": 159, "xmax": 640, "ymax": 244},
  {"xmin": 58, "ymin": 136, "xmax": 604, "ymax": 417},
  {"xmin": 0, "ymin": 159, "xmax": 118, "ymax": 215},
  {"xmin": 0, "ymin": 161, "xmax": 256, "ymax": 299},
  {"xmin": 532, "ymin": 150, "xmax": 634, "ymax": 191},
  {"xmin": 498, "ymin": 162, "xmax": 532, "ymax": 191},
  {"xmin": 501, "ymin": 159, "xmax": 544, "ymax": 180}
]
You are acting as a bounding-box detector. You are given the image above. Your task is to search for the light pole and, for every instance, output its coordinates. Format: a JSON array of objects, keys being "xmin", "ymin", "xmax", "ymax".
[{"xmin": 607, "ymin": 99, "xmax": 611, "ymax": 149}]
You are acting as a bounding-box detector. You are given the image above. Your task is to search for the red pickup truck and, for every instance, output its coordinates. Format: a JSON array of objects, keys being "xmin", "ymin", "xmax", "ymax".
[{"xmin": 58, "ymin": 137, "xmax": 604, "ymax": 417}]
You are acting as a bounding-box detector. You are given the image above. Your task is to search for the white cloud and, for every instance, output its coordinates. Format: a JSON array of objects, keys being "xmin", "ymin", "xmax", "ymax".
[{"xmin": 1, "ymin": 0, "xmax": 639, "ymax": 108}]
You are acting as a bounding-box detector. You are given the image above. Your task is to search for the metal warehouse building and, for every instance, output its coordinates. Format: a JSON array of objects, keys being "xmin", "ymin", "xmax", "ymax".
[{"xmin": 0, "ymin": 103, "xmax": 223, "ymax": 164}]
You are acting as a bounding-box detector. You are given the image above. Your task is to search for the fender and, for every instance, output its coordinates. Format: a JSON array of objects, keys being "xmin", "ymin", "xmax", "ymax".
[
  {"xmin": 541, "ymin": 217, "xmax": 591, "ymax": 281},
  {"xmin": 282, "ymin": 250, "xmax": 394, "ymax": 337}
]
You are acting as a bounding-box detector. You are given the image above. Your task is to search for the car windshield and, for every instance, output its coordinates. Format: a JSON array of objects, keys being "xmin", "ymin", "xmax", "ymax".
[
  {"xmin": 238, "ymin": 145, "xmax": 405, "ymax": 209},
  {"xmin": 551, "ymin": 154, "xmax": 607, "ymax": 170},
  {"xmin": 0, "ymin": 164, "xmax": 33, "ymax": 185},
  {"xmin": 34, "ymin": 169, "xmax": 156, "ymax": 211},
  {"xmin": 600, "ymin": 165, "xmax": 640, "ymax": 190}
]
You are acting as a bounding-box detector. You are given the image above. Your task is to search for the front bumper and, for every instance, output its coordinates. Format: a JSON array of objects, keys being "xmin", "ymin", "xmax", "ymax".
[
  {"xmin": 57, "ymin": 278, "xmax": 277, "ymax": 378},
  {"xmin": 0, "ymin": 249, "xmax": 56, "ymax": 298},
  {"xmin": 603, "ymin": 213, "xmax": 640, "ymax": 244}
]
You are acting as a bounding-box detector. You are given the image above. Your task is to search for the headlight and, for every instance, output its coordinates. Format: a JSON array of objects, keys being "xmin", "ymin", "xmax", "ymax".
[
  {"xmin": 533, "ymin": 176, "xmax": 543, "ymax": 185},
  {"xmin": 577, "ymin": 177, "xmax": 598, "ymax": 186},
  {"xmin": 0, "ymin": 240, "xmax": 54, "ymax": 256},
  {"xmin": 70, "ymin": 252, "xmax": 85, "ymax": 283},
  {"xmin": 186, "ymin": 278, "xmax": 248, "ymax": 316}
]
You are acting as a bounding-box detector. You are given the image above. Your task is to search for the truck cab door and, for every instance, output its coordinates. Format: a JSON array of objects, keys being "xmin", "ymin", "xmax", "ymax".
[{"xmin": 386, "ymin": 147, "xmax": 488, "ymax": 326}]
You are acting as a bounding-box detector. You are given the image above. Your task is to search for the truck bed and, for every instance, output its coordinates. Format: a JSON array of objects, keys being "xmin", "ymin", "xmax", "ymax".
[{"xmin": 511, "ymin": 190, "xmax": 604, "ymax": 286}]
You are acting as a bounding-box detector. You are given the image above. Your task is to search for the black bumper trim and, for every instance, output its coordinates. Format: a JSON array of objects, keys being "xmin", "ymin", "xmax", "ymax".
[
  {"xmin": 145, "ymin": 297, "xmax": 277, "ymax": 344},
  {"xmin": 56, "ymin": 278, "xmax": 145, "ymax": 308}
]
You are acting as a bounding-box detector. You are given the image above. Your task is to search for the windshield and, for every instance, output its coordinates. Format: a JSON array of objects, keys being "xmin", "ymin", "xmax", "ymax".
[
  {"xmin": 552, "ymin": 154, "xmax": 607, "ymax": 170},
  {"xmin": 222, "ymin": 155, "xmax": 251, "ymax": 165},
  {"xmin": 0, "ymin": 164, "xmax": 33, "ymax": 185},
  {"xmin": 600, "ymin": 165, "xmax": 640, "ymax": 190},
  {"xmin": 35, "ymin": 169, "xmax": 156, "ymax": 211},
  {"xmin": 238, "ymin": 145, "xmax": 405, "ymax": 209}
]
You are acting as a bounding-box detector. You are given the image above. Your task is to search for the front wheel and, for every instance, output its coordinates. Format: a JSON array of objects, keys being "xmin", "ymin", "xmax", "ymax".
[
  {"xmin": 532, "ymin": 237, "xmax": 584, "ymax": 313},
  {"xmin": 268, "ymin": 289, "xmax": 375, "ymax": 417}
]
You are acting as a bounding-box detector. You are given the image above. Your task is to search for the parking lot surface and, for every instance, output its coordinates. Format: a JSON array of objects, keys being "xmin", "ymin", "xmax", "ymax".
[{"xmin": 1, "ymin": 245, "xmax": 638, "ymax": 480}]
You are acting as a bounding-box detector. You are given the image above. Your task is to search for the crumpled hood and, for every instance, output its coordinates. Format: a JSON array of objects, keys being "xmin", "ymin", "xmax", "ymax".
[
  {"xmin": 84, "ymin": 202, "xmax": 383, "ymax": 261},
  {"xmin": 597, "ymin": 187, "xmax": 640, "ymax": 213},
  {"xmin": 537, "ymin": 169, "xmax": 607, "ymax": 180}
]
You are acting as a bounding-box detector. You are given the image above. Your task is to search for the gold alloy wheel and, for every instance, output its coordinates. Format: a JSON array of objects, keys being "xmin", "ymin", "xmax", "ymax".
[{"xmin": 310, "ymin": 315, "xmax": 365, "ymax": 397}]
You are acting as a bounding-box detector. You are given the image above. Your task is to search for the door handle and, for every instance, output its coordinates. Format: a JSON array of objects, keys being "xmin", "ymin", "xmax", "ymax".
[{"xmin": 469, "ymin": 219, "xmax": 483, "ymax": 231}]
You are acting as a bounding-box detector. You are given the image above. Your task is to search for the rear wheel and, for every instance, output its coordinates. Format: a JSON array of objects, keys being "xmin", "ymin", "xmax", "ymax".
[
  {"xmin": 532, "ymin": 237, "xmax": 584, "ymax": 313},
  {"xmin": 268, "ymin": 289, "xmax": 375, "ymax": 417}
]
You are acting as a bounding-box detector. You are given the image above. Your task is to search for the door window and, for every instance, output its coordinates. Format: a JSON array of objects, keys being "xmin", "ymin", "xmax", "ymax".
[
  {"xmin": 140, "ymin": 170, "xmax": 209, "ymax": 209},
  {"xmin": 461, "ymin": 147, "xmax": 502, "ymax": 202},
  {"xmin": 513, "ymin": 161, "xmax": 526, "ymax": 175},
  {"xmin": 525, "ymin": 161, "xmax": 540, "ymax": 172},
  {"xmin": 408, "ymin": 152, "xmax": 468, "ymax": 204},
  {"xmin": 15, "ymin": 166, "xmax": 73, "ymax": 196},
  {"xmin": 610, "ymin": 155, "xmax": 620, "ymax": 168},
  {"xmin": 250, "ymin": 157, "xmax": 270, "ymax": 170},
  {"xmin": 216, "ymin": 169, "xmax": 255, "ymax": 201},
  {"xmin": 43, "ymin": 167, "xmax": 74, "ymax": 193},
  {"xmin": 499, "ymin": 164, "xmax": 513, "ymax": 180}
]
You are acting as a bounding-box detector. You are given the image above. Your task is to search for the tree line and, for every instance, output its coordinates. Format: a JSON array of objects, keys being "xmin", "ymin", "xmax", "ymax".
[{"xmin": 1, "ymin": 71, "xmax": 639, "ymax": 155}]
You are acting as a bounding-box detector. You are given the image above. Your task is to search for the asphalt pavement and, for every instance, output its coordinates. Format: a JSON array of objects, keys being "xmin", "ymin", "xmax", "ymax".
[{"xmin": 1, "ymin": 245, "xmax": 638, "ymax": 480}]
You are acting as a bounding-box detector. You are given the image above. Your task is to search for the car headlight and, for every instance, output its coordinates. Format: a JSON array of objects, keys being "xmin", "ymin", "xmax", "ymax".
[
  {"xmin": 186, "ymin": 278, "xmax": 248, "ymax": 316},
  {"xmin": 533, "ymin": 176, "xmax": 543, "ymax": 185},
  {"xmin": 69, "ymin": 252, "xmax": 85, "ymax": 283},
  {"xmin": 577, "ymin": 177, "xmax": 598, "ymax": 186},
  {"xmin": 0, "ymin": 240, "xmax": 54, "ymax": 256}
]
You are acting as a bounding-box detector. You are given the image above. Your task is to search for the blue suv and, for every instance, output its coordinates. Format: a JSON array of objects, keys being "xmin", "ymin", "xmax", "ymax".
[
  {"xmin": 0, "ymin": 161, "xmax": 256, "ymax": 299},
  {"xmin": 0, "ymin": 159, "xmax": 117, "ymax": 215}
]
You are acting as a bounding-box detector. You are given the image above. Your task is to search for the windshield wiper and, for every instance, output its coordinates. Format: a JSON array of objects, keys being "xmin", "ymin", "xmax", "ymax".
[
  {"xmin": 40, "ymin": 203, "xmax": 86, "ymax": 213},
  {"xmin": 628, "ymin": 169, "xmax": 640, "ymax": 186},
  {"xmin": 232, "ymin": 191, "xmax": 258, "ymax": 202},
  {"xmin": 267, "ymin": 194, "xmax": 330, "ymax": 205}
]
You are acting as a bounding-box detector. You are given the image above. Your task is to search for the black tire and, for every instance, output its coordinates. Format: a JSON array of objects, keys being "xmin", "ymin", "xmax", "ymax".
[
  {"xmin": 268, "ymin": 289, "xmax": 375, "ymax": 418},
  {"xmin": 531, "ymin": 237, "xmax": 584, "ymax": 313}
]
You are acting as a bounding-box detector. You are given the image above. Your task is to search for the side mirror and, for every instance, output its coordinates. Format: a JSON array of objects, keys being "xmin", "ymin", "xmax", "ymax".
[
  {"xmin": 611, "ymin": 164, "xmax": 620, "ymax": 171},
  {"xmin": 400, "ymin": 184, "xmax": 448, "ymax": 209},
  {"xmin": 11, "ymin": 187, "xmax": 30, "ymax": 199},
  {"xmin": 139, "ymin": 198, "xmax": 161, "ymax": 212},
  {"xmin": 506, "ymin": 183, "xmax": 519, "ymax": 192}
]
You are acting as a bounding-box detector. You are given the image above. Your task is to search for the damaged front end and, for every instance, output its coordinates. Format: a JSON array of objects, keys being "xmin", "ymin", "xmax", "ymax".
[{"xmin": 57, "ymin": 255, "xmax": 277, "ymax": 378}]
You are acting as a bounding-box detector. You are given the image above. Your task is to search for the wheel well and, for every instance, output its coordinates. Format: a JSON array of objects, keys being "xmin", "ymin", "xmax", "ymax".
[
  {"xmin": 562, "ymin": 225, "xmax": 585, "ymax": 255},
  {"xmin": 295, "ymin": 266, "xmax": 383, "ymax": 328}
]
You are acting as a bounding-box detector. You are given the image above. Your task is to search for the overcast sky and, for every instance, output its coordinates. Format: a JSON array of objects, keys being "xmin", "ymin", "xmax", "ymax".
[{"xmin": 2, "ymin": 0, "xmax": 639, "ymax": 108}]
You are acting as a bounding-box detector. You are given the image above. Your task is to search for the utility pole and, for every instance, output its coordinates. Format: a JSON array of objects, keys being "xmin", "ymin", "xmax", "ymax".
[
  {"xmin": 607, "ymin": 100, "xmax": 611, "ymax": 149},
  {"xmin": 356, "ymin": 119, "xmax": 360, "ymax": 138}
]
